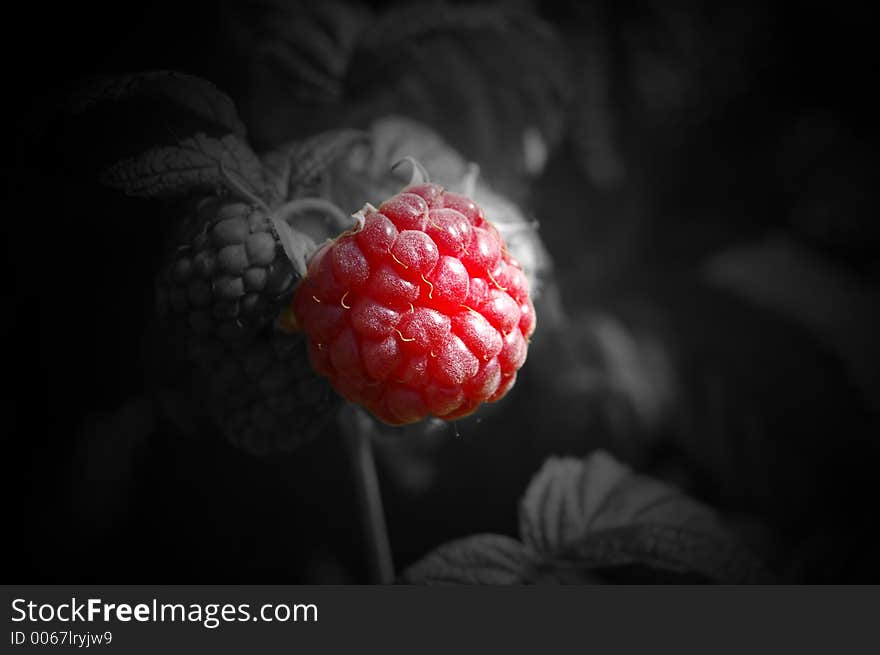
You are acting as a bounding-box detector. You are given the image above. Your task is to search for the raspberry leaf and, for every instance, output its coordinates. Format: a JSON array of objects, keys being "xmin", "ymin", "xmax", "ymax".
[
  {"xmin": 520, "ymin": 451, "xmax": 725, "ymax": 555},
  {"xmin": 101, "ymin": 133, "xmax": 266, "ymax": 200},
  {"xmin": 552, "ymin": 523, "xmax": 773, "ymax": 584},
  {"xmin": 548, "ymin": 524, "xmax": 773, "ymax": 584},
  {"xmin": 228, "ymin": 3, "xmax": 570, "ymax": 193},
  {"xmin": 220, "ymin": 0, "xmax": 371, "ymax": 143},
  {"xmin": 404, "ymin": 451, "xmax": 773, "ymax": 584},
  {"xmin": 223, "ymin": 0, "xmax": 368, "ymax": 103},
  {"xmin": 262, "ymin": 129, "xmax": 371, "ymax": 203},
  {"xmin": 68, "ymin": 71, "xmax": 247, "ymax": 138},
  {"xmin": 345, "ymin": 4, "xmax": 572, "ymax": 193},
  {"xmin": 400, "ymin": 534, "xmax": 538, "ymax": 585},
  {"xmin": 519, "ymin": 451, "xmax": 773, "ymax": 583}
]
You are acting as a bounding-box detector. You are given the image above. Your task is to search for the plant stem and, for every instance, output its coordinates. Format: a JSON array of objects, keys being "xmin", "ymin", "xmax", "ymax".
[
  {"xmin": 274, "ymin": 197, "xmax": 351, "ymax": 232},
  {"xmin": 342, "ymin": 407, "xmax": 394, "ymax": 584}
]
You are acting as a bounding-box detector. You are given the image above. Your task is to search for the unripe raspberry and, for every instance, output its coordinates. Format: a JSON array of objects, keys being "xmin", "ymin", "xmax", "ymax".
[
  {"xmin": 156, "ymin": 196, "xmax": 298, "ymax": 342},
  {"xmin": 292, "ymin": 183, "xmax": 535, "ymax": 426},
  {"xmin": 156, "ymin": 194, "xmax": 337, "ymax": 454},
  {"xmin": 189, "ymin": 332, "xmax": 339, "ymax": 455}
]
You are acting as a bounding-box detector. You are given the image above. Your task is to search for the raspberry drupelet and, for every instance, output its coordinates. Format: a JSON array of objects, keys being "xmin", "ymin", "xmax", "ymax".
[{"xmin": 291, "ymin": 183, "xmax": 536, "ymax": 425}]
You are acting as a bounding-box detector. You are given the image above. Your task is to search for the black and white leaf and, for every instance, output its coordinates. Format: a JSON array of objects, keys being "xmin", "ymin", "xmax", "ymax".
[
  {"xmin": 100, "ymin": 133, "xmax": 265, "ymax": 200},
  {"xmin": 223, "ymin": 0, "xmax": 369, "ymax": 105},
  {"xmin": 345, "ymin": 4, "xmax": 572, "ymax": 192},
  {"xmin": 69, "ymin": 70, "xmax": 247, "ymax": 137},
  {"xmin": 231, "ymin": 2, "xmax": 571, "ymax": 194},
  {"xmin": 221, "ymin": 0, "xmax": 371, "ymax": 145},
  {"xmin": 519, "ymin": 451, "xmax": 724, "ymax": 555},
  {"xmin": 400, "ymin": 534, "xmax": 538, "ymax": 585},
  {"xmin": 549, "ymin": 523, "xmax": 773, "ymax": 584},
  {"xmin": 518, "ymin": 450, "xmax": 773, "ymax": 583}
]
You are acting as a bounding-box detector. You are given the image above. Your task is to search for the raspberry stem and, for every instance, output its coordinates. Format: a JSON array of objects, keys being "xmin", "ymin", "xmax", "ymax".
[
  {"xmin": 218, "ymin": 157, "xmax": 270, "ymax": 211},
  {"xmin": 340, "ymin": 406, "xmax": 395, "ymax": 584},
  {"xmin": 274, "ymin": 197, "xmax": 350, "ymax": 233}
]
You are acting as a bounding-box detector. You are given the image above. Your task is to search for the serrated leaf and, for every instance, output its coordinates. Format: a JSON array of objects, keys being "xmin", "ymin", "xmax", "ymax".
[
  {"xmin": 221, "ymin": 0, "xmax": 371, "ymax": 144},
  {"xmin": 68, "ymin": 71, "xmax": 246, "ymax": 137},
  {"xmin": 550, "ymin": 524, "xmax": 773, "ymax": 584},
  {"xmin": 261, "ymin": 130, "xmax": 371, "ymax": 205},
  {"xmin": 100, "ymin": 133, "xmax": 265, "ymax": 199},
  {"xmin": 231, "ymin": 3, "xmax": 571, "ymax": 194},
  {"xmin": 223, "ymin": 0, "xmax": 368, "ymax": 103},
  {"xmin": 520, "ymin": 451, "xmax": 727, "ymax": 555},
  {"xmin": 345, "ymin": 4, "xmax": 572, "ymax": 193},
  {"xmin": 403, "ymin": 450, "xmax": 774, "ymax": 584},
  {"xmin": 400, "ymin": 534, "xmax": 537, "ymax": 585},
  {"xmin": 518, "ymin": 451, "xmax": 773, "ymax": 583}
]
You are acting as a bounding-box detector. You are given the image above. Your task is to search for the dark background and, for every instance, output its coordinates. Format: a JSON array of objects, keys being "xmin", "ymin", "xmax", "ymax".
[{"xmin": 4, "ymin": 1, "xmax": 879, "ymax": 582}]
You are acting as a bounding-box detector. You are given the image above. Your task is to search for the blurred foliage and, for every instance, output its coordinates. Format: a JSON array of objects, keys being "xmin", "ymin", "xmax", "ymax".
[
  {"xmin": 403, "ymin": 451, "xmax": 774, "ymax": 584},
  {"xmin": 216, "ymin": 0, "xmax": 572, "ymax": 199}
]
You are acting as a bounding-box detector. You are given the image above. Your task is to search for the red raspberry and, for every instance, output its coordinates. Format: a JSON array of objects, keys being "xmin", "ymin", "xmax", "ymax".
[{"xmin": 291, "ymin": 183, "xmax": 536, "ymax": 426}]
